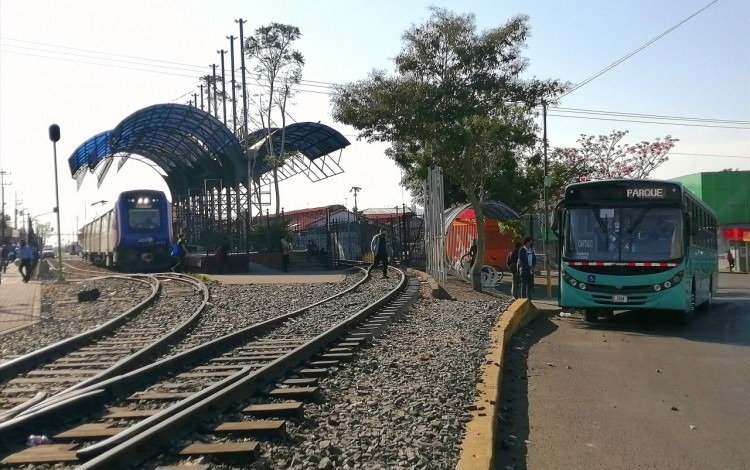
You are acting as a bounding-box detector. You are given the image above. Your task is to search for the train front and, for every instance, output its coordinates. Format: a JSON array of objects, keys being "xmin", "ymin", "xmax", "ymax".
[{"xmin": 115, "ymin": 191, "xmax": 172, "ymax": 272}]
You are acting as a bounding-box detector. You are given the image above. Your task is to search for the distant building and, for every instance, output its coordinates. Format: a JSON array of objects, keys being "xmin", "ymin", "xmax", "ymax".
[{"xmin": 671, "ymin": 170, "xmax": 750, "ymax": 271}]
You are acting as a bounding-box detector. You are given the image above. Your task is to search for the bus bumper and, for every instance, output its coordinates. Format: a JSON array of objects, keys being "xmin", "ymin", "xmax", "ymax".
[{"xmin": 560, "ymin": 283, "xmax": 689, "ymax": 312}]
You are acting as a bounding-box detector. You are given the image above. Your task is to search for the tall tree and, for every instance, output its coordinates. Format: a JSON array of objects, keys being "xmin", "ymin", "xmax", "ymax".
[
  {"xmin": 331, "ymin": 8, "xmax": 567, "ymax": 290},
  {"xmin": 246, "ymin": 23, "xmax": 304, "ymax": 216}
]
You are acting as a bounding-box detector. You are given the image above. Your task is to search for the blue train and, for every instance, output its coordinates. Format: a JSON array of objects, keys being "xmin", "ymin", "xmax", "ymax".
[{"xmin": 79, "ymin": 189, "xmax": 173, "ymax": 272}]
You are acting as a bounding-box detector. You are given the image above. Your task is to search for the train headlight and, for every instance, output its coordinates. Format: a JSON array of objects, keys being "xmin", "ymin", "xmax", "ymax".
[
  {"xmin": 579, "ymin": 283, "xmax": 587, "ymax": 290},
  {"xmin": 570, "ymin": 279, "xmax": 578, "ymax": 287},
  {"xmin": 663, "ymin": 281, "xmax": 672, "ymax": 289},
  {"xmin": 653, "ymin": 284, "xmax": 662, "ymax": 292}
]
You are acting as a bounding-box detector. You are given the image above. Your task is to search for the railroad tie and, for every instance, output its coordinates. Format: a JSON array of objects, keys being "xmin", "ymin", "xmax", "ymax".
[
  {"xmin": 268, "ymin": 386, "xmax": 320, "ymax": 401},
  {"xmin": 243, "ymin": 401, "xmax": 304, "ymax": 418},
  {"xmin": 213, "ymin": 420, "xmax": 287, "ymax": 437},
  {"xmin": 0, "ymin": 444, "xmax": 79, "ymax": 465},
  {"xmin": 178, "ymin": 441, "xmax": 259, "ymax": 466}
]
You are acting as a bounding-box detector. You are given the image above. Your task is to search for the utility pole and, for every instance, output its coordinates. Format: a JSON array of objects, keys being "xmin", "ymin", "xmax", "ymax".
[
  {"xmin": 192, "ymin": 93, "xmax": 198, "ymax": 107},
  {"xmin": 0, "ymin": 170, "xmax": 10, "ymax": 238},
  {"xmin": 218, "ymin": 49, "xmax": 228, "ymax": 125},
  {"xmin": 14, "ymin": 192, "xmax": 22, "ymax": 229},
  {"xmin": 227, "ymin": 35, "xmax": 238, "ymax": 133},
  {"xmin": 199, "ymin": 84, "xmax": 204, "ymax": 111},
  {"xmin": 542, "ymin": 100, "xmax": 551, "ymax": 298},
  {"xmin": 211, "ymin": 64, "xmax": 219, "ymax": 119},
  {"xmin": 236, "ymin": 17, "xmax": 252, "ymax": 255}
]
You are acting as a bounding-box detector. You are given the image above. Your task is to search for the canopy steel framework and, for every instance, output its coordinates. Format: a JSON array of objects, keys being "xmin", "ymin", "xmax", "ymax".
[{"xmin": 68, "ymin": 103, "xmax": 350, "ymax": 253}]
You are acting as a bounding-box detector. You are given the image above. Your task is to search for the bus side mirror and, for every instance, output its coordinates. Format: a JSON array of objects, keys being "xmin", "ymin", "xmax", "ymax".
[{"xmin": 551, "ymin": 202, "xmax": 564, "ymax": 239}]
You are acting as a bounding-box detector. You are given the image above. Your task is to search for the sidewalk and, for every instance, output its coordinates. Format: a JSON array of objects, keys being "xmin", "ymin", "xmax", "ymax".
[{"xmin": 0, "ymin": 268, "xmax": 42, "ymax": 335}]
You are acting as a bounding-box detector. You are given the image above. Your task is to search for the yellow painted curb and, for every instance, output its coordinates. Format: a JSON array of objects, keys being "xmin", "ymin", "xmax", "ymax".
[{"xmin": 456, "ymin": 298, "xmax": 540, "ymax": 470}]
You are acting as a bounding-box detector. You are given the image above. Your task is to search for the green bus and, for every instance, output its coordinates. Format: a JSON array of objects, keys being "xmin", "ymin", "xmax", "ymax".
[{"xmin": 551, "ymin": 179, "xmax": 718, "ymax": 323}]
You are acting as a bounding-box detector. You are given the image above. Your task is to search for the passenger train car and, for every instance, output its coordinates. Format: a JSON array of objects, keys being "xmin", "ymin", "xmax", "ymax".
[{"xmin": 79, "ymin": 189, "xmax": 173, "ymax": 272}]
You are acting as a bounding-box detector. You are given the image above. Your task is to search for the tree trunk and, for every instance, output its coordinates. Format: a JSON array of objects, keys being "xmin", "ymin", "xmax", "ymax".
[{"xmin": 467, "ymin": 193, "xmax": 485, "ymax": 292}]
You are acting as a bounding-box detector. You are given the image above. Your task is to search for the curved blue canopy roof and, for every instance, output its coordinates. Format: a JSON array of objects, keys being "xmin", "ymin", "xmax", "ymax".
[
  {"xmin": 68, "ymin": 103, "xmax": 350, "ymax": 198},
  {"xmin": 246, "ymin": 122, "xmax": 351, "ymax": 176}
]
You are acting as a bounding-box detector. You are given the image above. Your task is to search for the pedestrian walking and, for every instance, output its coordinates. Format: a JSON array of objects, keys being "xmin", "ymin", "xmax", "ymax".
[
  {"xmin": 517, "ymin": 237, "xmax": 537, "ymax": 300},
  {"xmin": 507, "ymin": 241, "xmax": 523, "ymax": 299},
  {"xmin": 0, "ymin": 244, "xmax": 9, "ymax": 273},
  {"xmin": 281, "ymin": 238, "xmax": 291, "ymax": 272},
  {"xmin": 727, "ymin": 250, "xmax": 735, "ymax": 272},
  {"xmin": 469, "ymin": 239, "xmax": 478, "ymax": 268},
  {"xmin": 17, "ymin": 239, "xmax": 34, "ymax": 283},
  {"xmin": 369, "ymin": 228, "xmax": 391, "ymax": 278},
  {"xmin": 171, "ymin": 234, "xmax": 189, "ymax": 273}
]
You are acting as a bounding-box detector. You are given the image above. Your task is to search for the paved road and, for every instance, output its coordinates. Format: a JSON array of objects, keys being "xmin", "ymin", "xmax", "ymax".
[{"xmin": 495, "ymin": 272, "xmax": 750, "ymax": 470}]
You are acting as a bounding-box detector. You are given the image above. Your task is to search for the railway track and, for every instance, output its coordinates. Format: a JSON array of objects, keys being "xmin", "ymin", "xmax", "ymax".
[
  {"xmin": 0, "ymin": 266, "xmax": 418, "ymax": 469},
  {"xmin": 0, "ymin": 274, "xmax": 207, "ymax": 423}
]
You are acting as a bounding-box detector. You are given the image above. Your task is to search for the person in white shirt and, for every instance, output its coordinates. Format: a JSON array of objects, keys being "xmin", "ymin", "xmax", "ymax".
[{"xmin": 16, "ymin": 239, "xmax": 35, "ymax": 283}]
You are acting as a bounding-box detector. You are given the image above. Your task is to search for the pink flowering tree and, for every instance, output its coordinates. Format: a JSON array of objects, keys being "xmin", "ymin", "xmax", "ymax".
[{"xmin": 547, "ymin": 130, "xmax": 678, "ymax": 205}]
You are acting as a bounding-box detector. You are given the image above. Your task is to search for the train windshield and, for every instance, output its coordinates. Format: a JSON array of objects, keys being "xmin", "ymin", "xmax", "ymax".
[
  {"xmin": 563, "ymin": 206, "xmax": 683, "ymax": 262},
  {"xmin": 129, "ymin": 209, "xmax": 161, "ymax": 231}
]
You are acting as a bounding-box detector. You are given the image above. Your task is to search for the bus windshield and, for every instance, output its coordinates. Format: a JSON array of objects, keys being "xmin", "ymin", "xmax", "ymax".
[{"xmin": 564, "ymin": 206, "xmax": 683, "ymax": 262}]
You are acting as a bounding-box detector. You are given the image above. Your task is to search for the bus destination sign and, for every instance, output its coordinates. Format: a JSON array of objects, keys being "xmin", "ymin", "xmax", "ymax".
[{"xmin": 626, "ymin": 187, "xmax": 665, "ymax": 199}]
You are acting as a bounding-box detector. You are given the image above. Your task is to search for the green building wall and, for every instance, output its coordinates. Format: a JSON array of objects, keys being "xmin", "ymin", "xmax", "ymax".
[{"xmin": 671, "ymin": 171, "xmax": 750, "ymax": 226}]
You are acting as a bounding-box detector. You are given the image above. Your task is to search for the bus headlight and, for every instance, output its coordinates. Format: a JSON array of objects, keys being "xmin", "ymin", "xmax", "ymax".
[
  {"xmin": 579, "ymin": 283, "xmax": 587, "ymax": 290},
  {"xmin": 653, "ymin": 284, "xmax": 662, "ymax": 292},
  {"xmin": 570, "ymin": 279, "xmax": 578, "ymax": 287},
  {"xmin": 663, "ymin": 281, "xmax": 672, "ymax": 289}
]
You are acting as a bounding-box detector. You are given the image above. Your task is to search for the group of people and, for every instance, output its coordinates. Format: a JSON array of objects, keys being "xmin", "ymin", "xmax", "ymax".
[
  {"xmin": 1, "ymin": 240, "xmax": 36, "ymax": 283},
  {"xmin": 507, "ymin": 237, "xmax": 537, "ymax": 300}
]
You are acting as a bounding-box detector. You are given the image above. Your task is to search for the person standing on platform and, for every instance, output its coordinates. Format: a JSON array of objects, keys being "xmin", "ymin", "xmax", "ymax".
[
  {"xmin": 1, "ymin": 245, "xmax": 9, "ymax": 273},
  {"xmin": 281, "ymin": 238, "xmax": 291, "ymax": 273},
  {"xmin": 215, "ymin": 240, "xmax": 232, "ymax": 274},
  {"xmin": 369, "ymin": 228, "xmax": 391, "ymax": 278},
  {"xmin": 518, "ymin": 237, "xmax": 537, "ymax": 300},
  {"xmin": 727, "ymin": 250, "xmax": 735, "ymax": 272},
  {"xmin": 507, "ymin": 241, "xmax": 523, "ymax": 299},
  {"xmin": 17, "ymin": 239, "xmax": 34, "ymax": 283}
]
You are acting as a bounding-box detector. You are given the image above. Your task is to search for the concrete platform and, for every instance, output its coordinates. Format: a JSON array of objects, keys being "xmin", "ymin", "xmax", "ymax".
[{"xmin": 0, "ymin": 268, "xmax": 42, "ymax": 335}]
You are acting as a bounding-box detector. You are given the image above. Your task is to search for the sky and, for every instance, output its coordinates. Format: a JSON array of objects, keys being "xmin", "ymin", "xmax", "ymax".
[{"xmin": 1, "ymin": 0, "xmax": 748, "ymax": 245}]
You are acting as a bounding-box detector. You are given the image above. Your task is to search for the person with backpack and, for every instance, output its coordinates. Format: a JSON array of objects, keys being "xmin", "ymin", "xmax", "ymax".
[
  {"xmin": 171, "ymin": 234, "xmax": 189, "ymax": 273},
  {"xmin": 517, "ymin": 237, "xmax": 537, "ymax": 300},
  {"xmin": 506, "ymin": 241, "xmax": 523, "ymax": 299}
]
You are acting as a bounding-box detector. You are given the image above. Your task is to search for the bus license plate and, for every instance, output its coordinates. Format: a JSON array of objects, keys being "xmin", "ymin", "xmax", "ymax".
[{"xmin": 612, "ymin": 295, "xmax": 627, "ymax": 303}]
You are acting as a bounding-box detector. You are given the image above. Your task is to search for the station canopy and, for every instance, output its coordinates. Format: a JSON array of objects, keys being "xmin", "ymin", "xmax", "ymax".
[{"xmin": 68, "ymin": 103, "xmax": 350, "ymax": 198}]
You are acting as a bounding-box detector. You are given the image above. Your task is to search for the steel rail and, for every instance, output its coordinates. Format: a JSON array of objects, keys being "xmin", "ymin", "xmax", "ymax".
[
  {"xmin": 78, "ymin": 268, "xmax": 414, "ymax": 469},
  {"xmin": 0, "ymin": 268, "xmax": 370, "ymax": 450},
  {"xmin": 0, "ymin": 275, "xmax": 159, "ymax": 382}
]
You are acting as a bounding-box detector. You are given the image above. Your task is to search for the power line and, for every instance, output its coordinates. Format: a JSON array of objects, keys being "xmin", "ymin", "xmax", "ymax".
[
  {"xmin": 553, "ymin": 106, "xmax": 748, "ymax": 125},
  {"xmin": 558, "ymin": 0, "xmax": 720, "ymax": 99},
  {"xmin": 547, "ymin": 112, "xmax": 748, "ymax": 130},
  {"xmin": 671, "ymin": 152, "xmax": 750, "ymax": 159}
]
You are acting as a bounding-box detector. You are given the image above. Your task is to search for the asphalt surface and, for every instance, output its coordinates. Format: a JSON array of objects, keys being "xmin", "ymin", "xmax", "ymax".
[{"xmin": 495, "ymin": 272, "xmax": 750, "ymax": 470}]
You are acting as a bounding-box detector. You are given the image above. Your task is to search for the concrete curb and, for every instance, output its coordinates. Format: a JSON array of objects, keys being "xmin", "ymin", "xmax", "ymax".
[
  {"xmin": 407, "ymin": 268, "xmax": 449, "ymax": 299},
  {"xmin": 456, "ymin": 298, "xmax": 541, "ymax": 470}
]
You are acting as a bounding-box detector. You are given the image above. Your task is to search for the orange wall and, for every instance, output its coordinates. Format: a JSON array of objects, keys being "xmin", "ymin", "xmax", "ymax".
[{"xmin": 446, "ymin": 221, "xmax": 516, "ymax": 269}]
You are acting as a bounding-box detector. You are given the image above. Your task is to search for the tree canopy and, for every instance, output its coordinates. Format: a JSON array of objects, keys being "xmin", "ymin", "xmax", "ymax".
[{"xmin": 331, "ymin": 7, "xmax": 568, "ymax": 290}]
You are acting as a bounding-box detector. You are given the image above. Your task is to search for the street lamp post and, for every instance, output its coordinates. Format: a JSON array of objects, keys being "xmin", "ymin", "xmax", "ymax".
[{"xmin": 49, "ymin": 124, "xmax": 64, "ymax": 282}]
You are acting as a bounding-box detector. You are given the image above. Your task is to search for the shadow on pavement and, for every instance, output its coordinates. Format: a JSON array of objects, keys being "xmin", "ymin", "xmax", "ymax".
[{"xmin": 493, "ymin": 313, "xmax": 558, "ymax": 470}]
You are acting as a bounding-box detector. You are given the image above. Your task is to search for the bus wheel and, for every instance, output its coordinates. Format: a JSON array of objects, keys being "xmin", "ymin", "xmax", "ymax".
[
  {"xmin": 678, "ymin": 285, "xmax": 697, "ymax": 324},
  {"xmin": 584, "ymin": 309, "xmax": 598, "ymax": 322},
  {"xmin": 699, "ymin": 281, "xmax": 713, "ymax": 311}
]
